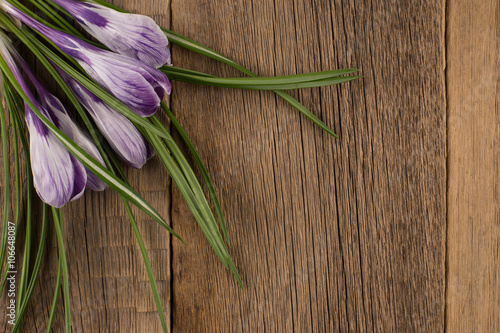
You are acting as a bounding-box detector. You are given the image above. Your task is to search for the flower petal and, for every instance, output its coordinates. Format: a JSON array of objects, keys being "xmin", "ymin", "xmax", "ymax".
[
  {"xmin": 69, "ymin": 154, "xmax": 87, "ymax": 201},
  {"xmin": 26, "ymin": 106, "xmax": 87, "ymax": 207},
  {"xmin": 42, "ymin": 94, "xmax": 109, "ymax": 190},
  {"xmin": 77, "ymin": 49, "xmax": 171, "ymax": 116},
  {"xmin": 53, "ymin": 0, "xmax": 171, "ymax": 67},
  {"xmin": 65, "ymin": 78, "xmax": 149, "ymax": 169}
]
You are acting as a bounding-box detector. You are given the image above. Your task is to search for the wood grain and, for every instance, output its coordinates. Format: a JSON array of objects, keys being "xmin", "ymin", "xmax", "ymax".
[
  {"xmin": 4, "ymin": 0, "xmax": 499, "ymax": 332},
  {"xmin": 446, "ymin": 1, "xmax": 500, "ymax": 332},
  {"xmin": 170, "ymin": 0, "xmax": 446, "ymax": 332}
]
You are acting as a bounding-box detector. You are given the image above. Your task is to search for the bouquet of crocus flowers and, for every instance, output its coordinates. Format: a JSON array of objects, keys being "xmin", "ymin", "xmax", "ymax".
[{"xmin": 0, "ymin": 0, "xmax": 360, "ymax": 331}]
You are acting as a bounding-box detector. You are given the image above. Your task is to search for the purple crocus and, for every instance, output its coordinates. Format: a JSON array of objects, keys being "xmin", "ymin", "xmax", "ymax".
[
  {"xmin": 51, "ymin": 0, "xmax": 171, "ymax": 68},
  {"xmin": 16, "ymin": 56, "xmax": 108, "ymax": 191},
  {"xmin": 25, "ymin": 103, "xmax": 87, "ymax": 207},
  {"xmin": 59, "ymin": 70, "xmax": 150, "ymax": 169},
  {"xmin": 1, "ymin": 1, "xmax": 171, "ymax": 117},
  {"xmin": 0, "ymin": 37, "xmax": 87, "ymax": 207}
]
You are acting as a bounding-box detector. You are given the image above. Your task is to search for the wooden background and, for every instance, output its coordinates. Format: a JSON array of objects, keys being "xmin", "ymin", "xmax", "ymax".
[{"xmin": 1, "ymin": 0, "xmax": 499, "ymax": 332}]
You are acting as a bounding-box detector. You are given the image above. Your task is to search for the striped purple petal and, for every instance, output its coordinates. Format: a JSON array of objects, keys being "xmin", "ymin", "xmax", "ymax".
[
  {"xmin": 17, "ymin": 55, "xmax": 109, "ymax": 191},
  {"xmin": 1, "ymin": 34, "xmax": 89, "ymax": 206},
  {"xmin": 26, "ymin": 105, "xmax": 87, "ymax": 207},
  {"xmin": 63, "ymin": 73, "xmax": 149, "ymax": 169},
  {"xmin": 42, "ymin": 94, "xmax": 109, "ymax": 191},
  {"xmin": 52, "ymin": 0, "xmax": 171, "ymax": 68},
  {"xmin": 78, "ymin": 48, "xmax": 171, "ymax": 117}
]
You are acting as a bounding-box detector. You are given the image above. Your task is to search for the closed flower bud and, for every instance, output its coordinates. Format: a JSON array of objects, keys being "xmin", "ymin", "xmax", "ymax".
[
  {"xmin": 25, "ymin": 104, "xmax": 87, "ymax": 207},
  {"xmin": 41, "ymin": 94, "xmax": 108, "ymax": 191},
  {"xmin": 52, "ymin": 0, "xmax": 171, "ymax": 68},
  {"xmin": 16, "ymin": 50, "xmax": 109, "ymax": 191},
  {"xmin": 61, "ymin": 70, "xmax": 150, "ymax": 169},
  {"xmin": 1, "ymin": 34, "xmax": 93, "ymax": 206}
]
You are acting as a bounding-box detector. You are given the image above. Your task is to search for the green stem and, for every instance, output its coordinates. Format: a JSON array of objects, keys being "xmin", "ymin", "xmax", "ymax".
[
  {"xmin": 0, "ymin": 82, "xmax": 23, "ymax": 292},
  {"xmin": 52, "ymin": 207, "xmax": 71, "ymax": 333},
  {"xmin": 46, "ymin": 247, "xmax": 63, "ymax": 333},
  {"xmin": 123, "ymin": 200, "xmax": 170, "ymax": 333},
  {"xmin": 11, "ymin": 205, "xmax": 48, "ymax": 333},
  {"xmin": 0, "ymin": 85, "xmax": 11, "ymax": 281},
  {"xmin": 160, "ymin": 104, "xmax": 230, "ymax": 244}
]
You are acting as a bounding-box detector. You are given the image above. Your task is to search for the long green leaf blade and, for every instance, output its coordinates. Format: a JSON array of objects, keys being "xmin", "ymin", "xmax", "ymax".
[
  {"xmin": 163, "ymin": 71, "xmax": 361, "ymax": 90},
  {"xmin": 162, "ymin": 67, "xmax": 358, "ymax": 86},
  {"xmin": 160, "ymin": 104, "xmax": 230, "ymax": 244}
]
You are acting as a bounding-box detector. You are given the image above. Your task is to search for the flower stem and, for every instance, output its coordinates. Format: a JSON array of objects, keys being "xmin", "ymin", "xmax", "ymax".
[
  {"xmin": 160, "ymin": 103, "xmax": 230, "ymax": 245},
  {"xmin": 46, "ymin": 246, "xmax": 63, "ymax": 333},
  {"xmin": 0, "ymin": 83, "xmax": 11, "ymax": 283},
  {"xmin": 52, "ymin": 207, "xmax": 71, "ymax": 333},
  {"xmin": 123, "ymin": 199, "xmax": 170, "ymax": 333},
  {"xmin": 11, "ymin": 205, "xmax": 49, "ymax": 333}
]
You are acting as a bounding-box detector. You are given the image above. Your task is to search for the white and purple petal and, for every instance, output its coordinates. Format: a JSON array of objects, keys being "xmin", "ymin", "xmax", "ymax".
[
  {"xmin": 77, "ymin": 48, "xmax": 171, "ymax": 116},
  {"xmin": 52, "ymin": 0, "xmax": 171, "ymax": 68},
  {"xmin": 26, "ymin": 105, "xmax": 87, "ymax": 207},
  {"xmin": 65, "ymin": 76, "xmax": 149, "ymax": 169},
  {"xmin": 1, "ymin": 31, "xmax": 90, "ymax": 206},
  {"xmin": 42, "ymin": 94, "xmax": 109, "ymax": 191}
]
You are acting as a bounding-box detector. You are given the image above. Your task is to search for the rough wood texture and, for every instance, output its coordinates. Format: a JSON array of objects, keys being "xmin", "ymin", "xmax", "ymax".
[
  {"xmin": 2, "ymin": 0, "xmax": 499, "ymax": 332},
  {"xmin": 170, "ymin": 0, "xmax": 445, "ymax": 332},
  {"xmin": 447, "ymin": 1, "xmax": 500, "ymax": 332}
]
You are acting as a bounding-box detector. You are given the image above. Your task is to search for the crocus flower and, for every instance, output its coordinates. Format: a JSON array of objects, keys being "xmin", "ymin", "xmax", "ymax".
[
  {"xmin": 0, "ymin": 36, "xmax": 87, "ymax": 207},
  {"xmin": 51, "ymin": 0, "xmax": 171, "ymax": 68},
  {"xmin": 40, "ymin": 94, "xmax": 108, "ymax": 191},
  {"xmin": 25, "ymin": 103, "xmax": 87, "ymax": 207},
  {"xmin": 1, "ymin": 1, "xmax": 171, "ymax": 117},
  {"xmin": 59, "ymin": 69, "xmax": 150, "ymax": 169},
  {"xmin": 18, "ymin": 57, "xmax": 108, "ymax": 191}
]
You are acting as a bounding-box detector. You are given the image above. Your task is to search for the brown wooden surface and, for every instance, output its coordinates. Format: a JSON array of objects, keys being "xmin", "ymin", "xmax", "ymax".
[
  {"xmin": 446, "ymin": 1, "xmax": 500, "ymax": 332},
  {"xmin": 0, "ymin": 0, "xmax": 498, "ymax": 332}
]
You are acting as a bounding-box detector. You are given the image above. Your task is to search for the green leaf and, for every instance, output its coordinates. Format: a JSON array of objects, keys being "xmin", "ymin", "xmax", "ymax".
[
  {"xmin": 0, "ymin": 82, "xmax": 29, "ymax": 294},
  {"xmin": 123, "ymin": 201, "xmax": 169, "ymax": 333},
  {"xmin": 52, "ymin": 208, "xmax": 71, "ymax": 333},
  {"xmin": 161, "ymin": 104, "xmax": 230, "ymax": 244},
  {"xmin": 162, "ymin": 66, "xmax": 358, "ymax": 86},
  {"xmin": 11, "ymin": 205, "xmax": 48, "ymax": 333},
  {"xmin": 144, "ymin": 127, "xmax": 242, "ymax": 287},
  {"xmin": 162, "ymin": 68, "xmax": 361, "ymax": 90},
  {"xmin": 160, "ymin": 28, "xmax": 347, "ymax": 138},
  {"xmin": 0, "ymin": 84, "xmax": 11, "ymax": 281},
  {"xmin": 161, "ymin": 28, "xmax": 255, "ymax": 76},
  {"xmin": 46, "ymin": 248, "xmax": 62, "ymax": 333}
]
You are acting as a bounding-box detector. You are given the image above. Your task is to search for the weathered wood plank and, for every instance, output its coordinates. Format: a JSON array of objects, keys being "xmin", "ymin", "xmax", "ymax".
[
  {"xmin": 170, "ymin": 0, "xmax": 446, "ymax": 332},
  {"xmin": 446, "ymin": 1, "xmax": 500, "ymax": 332}
]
